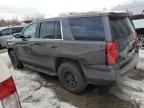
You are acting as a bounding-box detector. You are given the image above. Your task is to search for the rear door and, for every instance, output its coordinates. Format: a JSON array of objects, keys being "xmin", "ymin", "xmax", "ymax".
[
  {"xmin": 109, "ymin": 15, "xmax": 137, "ymax": 68},
  {"xmin": 61, "ymin": 16, "xmax": 106, "ymax": 66}
]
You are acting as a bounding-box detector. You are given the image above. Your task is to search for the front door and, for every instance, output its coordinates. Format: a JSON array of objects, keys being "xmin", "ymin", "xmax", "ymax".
[
  {"xmin": 15, "ymin": 23, "xmax": 39, "ymax": 65},
  {"xmin": 31, "ymin": 20, "xmax": 62, "ymax": 73}
]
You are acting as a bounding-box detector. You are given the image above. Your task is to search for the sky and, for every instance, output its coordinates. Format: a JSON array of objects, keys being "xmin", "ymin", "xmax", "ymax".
[{"xmin": 0, "ymin": 0, "xmax": 143, "ymax": 20}]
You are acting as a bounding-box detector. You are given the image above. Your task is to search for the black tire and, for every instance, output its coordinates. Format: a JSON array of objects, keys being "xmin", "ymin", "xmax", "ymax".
[
  {"xmin": 9, "ymin": 50, "xmax": 23, "ymax": 69},
  {"xmin": 58, "ymin": 61, "xmax": 88, "ymax": 94}
]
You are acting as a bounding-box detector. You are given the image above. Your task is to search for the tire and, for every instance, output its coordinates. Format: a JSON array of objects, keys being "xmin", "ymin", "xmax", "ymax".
[
  {"xmin": 9, "ymin": 50, "xmax": 23, "ymax": 69},
  {"xmin": 58, "ymin": 61, "xmax": 88, "ymax": 94}
]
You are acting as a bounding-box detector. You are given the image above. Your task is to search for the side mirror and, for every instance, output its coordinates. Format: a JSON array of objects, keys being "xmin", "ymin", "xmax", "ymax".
[{"xmin": 13, "ymin": 33, "xmax": 22, "ymax": 38}]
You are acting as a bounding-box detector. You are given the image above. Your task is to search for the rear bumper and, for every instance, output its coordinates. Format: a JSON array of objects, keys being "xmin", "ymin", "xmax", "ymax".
[
  {"xmin": 117, "ymin": 53, "xmax": 139, "ymax": 77},
  {"xmin": 82, "ymin": 53, "xmax": 139, "ymax": 86}
]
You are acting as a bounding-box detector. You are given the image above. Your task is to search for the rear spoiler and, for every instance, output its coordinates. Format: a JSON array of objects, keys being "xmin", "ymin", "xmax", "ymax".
[{"xmin": 108, "ymin": 12, "xmax": 131, "ymax": 17}]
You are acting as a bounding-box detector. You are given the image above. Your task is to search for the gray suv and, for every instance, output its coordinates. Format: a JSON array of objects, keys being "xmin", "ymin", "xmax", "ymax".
[{"xmin": 7, "ymin": 12, "xmax": 139, "ymax": 93}]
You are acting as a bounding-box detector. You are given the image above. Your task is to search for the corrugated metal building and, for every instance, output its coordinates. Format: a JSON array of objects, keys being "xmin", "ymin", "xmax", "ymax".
[{"xmin": 112, "ymin": 1, "xmax": 144, "ymax": 15}]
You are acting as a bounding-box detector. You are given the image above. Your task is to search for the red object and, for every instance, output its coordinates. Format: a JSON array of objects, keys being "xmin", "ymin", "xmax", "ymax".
[
  {"xmin": 106, "ymin": 42, "xmax": 118, "ymax": 65},
  {"xmin": 0, "ymin": 77, "xmax": 16, "ymax": 100}
]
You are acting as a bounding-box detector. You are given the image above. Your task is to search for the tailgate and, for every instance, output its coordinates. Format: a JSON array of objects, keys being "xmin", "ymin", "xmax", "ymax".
[{"xmin": 109, "ymin": 16, "xmax": 137, "ymax": 68}]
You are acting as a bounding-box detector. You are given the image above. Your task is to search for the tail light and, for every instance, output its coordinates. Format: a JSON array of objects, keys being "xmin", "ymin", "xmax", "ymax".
[
  {"xmin": 0, "ymin": 76, "xmax": 21, "ymax": 108},
  {"xmin": 106, "ymin": 42, "xmax": 118, "ymax": 65}
]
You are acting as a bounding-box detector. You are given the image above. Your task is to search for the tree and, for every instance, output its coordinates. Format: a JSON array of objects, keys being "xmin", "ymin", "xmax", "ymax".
[
  {"xmin": 0, "ymin": 18, "xmax": 21, "ymax": 27},
  {"xmin": 24, "ymin": 13, "xmax": 45, "ymax": 21}
]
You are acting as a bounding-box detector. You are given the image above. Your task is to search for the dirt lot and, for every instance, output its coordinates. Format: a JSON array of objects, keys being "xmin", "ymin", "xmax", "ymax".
[
  {"xmin": 37, "ymin": 68, "xmax": 144, "ymax": 108},
  {"xmin": 0, "ymin": 49, "xmax": 142, "ymax": 108},
  {"xmin": 39, "ymin": 73, "xmax": 134, "ymax": 108}
]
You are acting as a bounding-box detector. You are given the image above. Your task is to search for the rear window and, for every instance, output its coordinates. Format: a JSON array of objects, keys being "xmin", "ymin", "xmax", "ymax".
[
  {"xmin": 109, "ymin": 17, "xmax": 135, "ymax": 40},
  {"xmin": 39, "ymin": 21, "xmax": 61, "ymax": 39},
  {"xmin": 40, "ymin": 21, "xmax": 55, "ymax": 39},
  {"xmin": 69, "ymin": 17, "xmax": 105, "ymax": 41}
]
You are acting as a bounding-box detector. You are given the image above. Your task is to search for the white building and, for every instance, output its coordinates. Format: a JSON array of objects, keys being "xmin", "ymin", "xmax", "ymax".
[
  {"xmin": 112, "ymin": 1, "xmax": 144, "ymax": 35},
  {"xmin": 112, "ymin": 1, "xmax": 144, "ymax": 15}
]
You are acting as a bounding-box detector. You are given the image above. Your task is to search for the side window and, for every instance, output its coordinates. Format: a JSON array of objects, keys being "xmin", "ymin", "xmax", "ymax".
[
  {"xmin": 69, "ymin": 17, "xmax": 105, "ymax": 41},
  {"xmin": 40, "ymin": 21, "xmax": 55, "ymax": 39},
  {"xmin": 39, "ymin": 20, "xmax": 62, "ymax": 39},
  {"xmin": 23, "ymin": 23, "xmax": 38, "ymax": 38},
  {"xmin": 54, "ymin": 21, "xmax": 61, "ymax": 39},
  {"xmin": 0, "ymin": 28, "xmax": 12, "ymax": 36}
]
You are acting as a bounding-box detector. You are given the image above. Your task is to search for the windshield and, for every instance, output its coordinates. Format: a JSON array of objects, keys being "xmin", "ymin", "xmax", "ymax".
[{"xmin": 109, "ymin": 16, "xmax": 135, "ymax": 40}]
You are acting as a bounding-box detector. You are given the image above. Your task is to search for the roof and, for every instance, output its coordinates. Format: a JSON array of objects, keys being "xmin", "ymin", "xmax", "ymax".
[{"xmin": 33, "ymin": 11, "xmax": 130, "ymax": 23}]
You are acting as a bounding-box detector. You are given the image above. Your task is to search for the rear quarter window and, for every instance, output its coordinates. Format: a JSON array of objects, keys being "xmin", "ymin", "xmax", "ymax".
[{"xmin": 69, "ymin": 16, "xmax": 105, "ymax": 41}]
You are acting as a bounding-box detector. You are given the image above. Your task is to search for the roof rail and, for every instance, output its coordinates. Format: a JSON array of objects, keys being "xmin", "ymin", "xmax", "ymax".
[{"xmin": 59, "ymin": 11, "xmax": 100, "ymax": 17}]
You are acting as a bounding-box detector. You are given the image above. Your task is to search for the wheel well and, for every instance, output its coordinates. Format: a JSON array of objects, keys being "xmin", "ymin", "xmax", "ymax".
[{"xmin": 55, "ymin": 57, "xmax": 83, "ymax": 72}]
